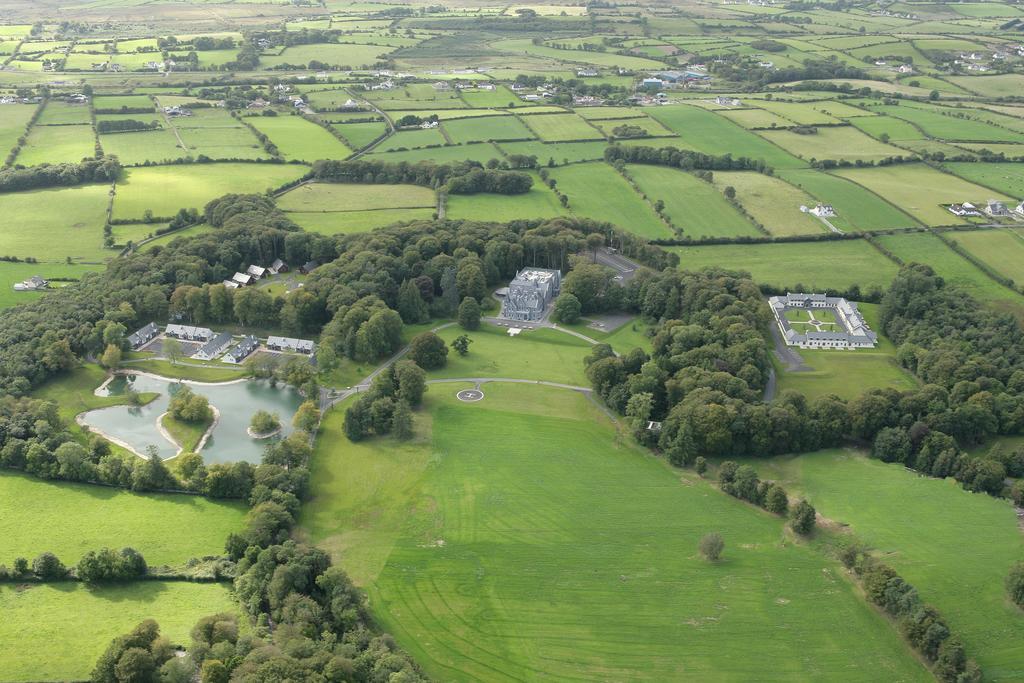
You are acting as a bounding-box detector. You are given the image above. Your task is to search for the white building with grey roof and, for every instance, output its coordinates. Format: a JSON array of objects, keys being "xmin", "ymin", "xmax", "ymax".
[{"xmin": 769, "ymin": 293, "xmax": 877, "ymax": 349}]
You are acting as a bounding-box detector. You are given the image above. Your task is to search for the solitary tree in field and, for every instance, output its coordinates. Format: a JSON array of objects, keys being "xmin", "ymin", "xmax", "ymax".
[
  {"xmin": 163, "ymin": 337, "xmax": 183, "ymax": 366},
  {"xmin": 452, "ymin": 334, "xmax": 472, "ymax": 356},
  {"xmin": 699, "ymin": 532, "xmax": 724, "ymax": 562},
  {"xmin": 790, "ymin": 500, "xmax": 817, "ymax": 536}
]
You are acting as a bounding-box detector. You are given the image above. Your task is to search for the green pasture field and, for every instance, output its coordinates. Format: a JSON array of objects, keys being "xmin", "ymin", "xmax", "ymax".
[
  {"xmin": 832, "ymin": 164, "xmax": 1010, "ymax": 226},
  {"xmin": 871, "ymin": 103, "xmax": 1024, "ymax": 143},
  {"xmin": 518, "ymin": 112, "xmax": 604, "ymax": 142},
  {"xmin": 592, "ymin": 115, "xmax": 676, "ymax": 139},
  {"xmin": 849, "ymin": 113, "xmax": 925, "ymax": 142},
  {"xmin": 625, "ymin": 164, "xmax": 760, "ymax": 239},
  {"xmin": 112, "ymin": 163, "xmax": 307, "ymax": 220},
  {"xmin": 300, "ymin": 384, "xmax": 928, "ymax": 681},
  {"xmin": 575, "ymin": 106, "xmax": 647, "ymax": 120},
  {"xmin": 493, "ymin": 37, "xmax": 668, "ymax": 70},
  {"xmin": 446, "ymin": 178, "xmax": 566, "ymax": 222},
  {"xmin": 497, "ymin": 140, "xmax": 609, "ymax": 164},
  {"xmin": 288, "ymin": 208, "xmax": 435, "ymax": 235},
  {"xmin": 806, "ymin": 100, "xmax": 878, "ymax": 119},
  {"xmin": 669, "ymin": 240, "xmax": 900, "ymax": 292},
  {"xmin": 710, "ymin": 171, "xmax": 825, "ymax": 236},
  {"xmin": 0, "ymin": 184, "xmax": 110, "ymax": 262},
  {"xmin": 277, "ymin": 182, "xmax": 435, "ymax": 212},
  {"xmin": 0, "ymin": 470, "xmax": 244, "ymax": 566},
  {"xmin": 847, "ymin": 42, "xmax": 933, "ymax": 67},
  {"xmin": 758, "ymin": 125, "xmax": 911, "ymax": 164},
  {"xmin": 110, "ymin": 222, "xmax": 167, "ymax": 246},
  {"xmin": 15, "ymin": 123, "xmax": 96, "ymax": 166},
  {"xmin": 442, "ymin": 115, "xmax": 535, "ymax": 144},
  {"xmin": 379, "ymin": 127, "xmax": 447, "ymax": 150},
  {"xmin": 647, "ymin": 105, "xmax": 807, "ymax": 169},
  {"xmin": 947, "ymin": 74, "xmax": 1024, "ymax": 98},
  {"xmin": 375, "ymin": 109, "xmax": 505, "ymax": 121},
  {"xmin": 549, "ymin": 162, "xmax": 673, "ymax": 239},
  {"xmin": 778, "ymin": 169, "xmax": 919, "ymax": 231},
  {"xmin": 955, "ymin": 142, "xmax": 1024, "ymax": 157},
  {"xmin": 750, "ymin": 100, "xmax": 842, "ymax": 125},
  {"xmin": 116, "ymin": 37, "xmax": 159, "ymax": 52},
  {"xmin": 717, "ymin": 107, "xmax": 794, "ymax": 130},
  {"xmin": 943, "ymin": 162, "xmax": 1024, "ymax": 197},
  {"xmin": 244, "ymin": 114, "xmax": 351, "ymax": 162},
  {"xmin": 175, "ymin": 123, "xmax": 268, "ymax": 161},
  {"xmin": 459, "ymin": 85, "xmax": 519, "ymax": 108},
  {"xmin": 0, "ymin": 103, "xmax": 36, "ymax": 157},
  {"xmin": 36, "ymin": 101, "xmax": 92, "ymax": 125},
  {"xmin": 100, "ymin": 128, "xmax": 187, "ymax": 165},
  {"xmin": 776, "ymin": 303, "xmax": 918, "ymax": 400},
  {"xmin": 874, "ymin": 231, "xmax": 1024, "ymax": 319},
  {"xmin": 750, "ymin": 449, "xmax": 1024, "ymax": 678},
  {"xmin": 952, "ymin": 229, "xmax": 1024, "ymax": 285},
  {"xmin": 92, "ymin": 94, "xmax": 154, "ymax": 112},
  {"xmin": 260, "ymin": 43, "xmax": 396, "ymax": 68},
  {"xmin": 138, "ymin": 224, "xmax": 213, "ymax": 252},
  {"xmin": 365, "ymin": 143, "xmax": 499, "ymax": 165},
  {"xmin": 0, "ymin": 262, "xmax": 97, "ymax": 310},
  {"xmin": 431, "ymin": 324, "xmax": 591, "ymax": 385},
  {"xmin": 330, "ymin": 120, "xmax": 388, "ymax": 149},
  {"xmin": 1, "ymin": 582, "xmax": 239, "ymax": 682},
  {"xmin": 950, "ymin": 2, "xmax": 1023, "ymax": 16}
]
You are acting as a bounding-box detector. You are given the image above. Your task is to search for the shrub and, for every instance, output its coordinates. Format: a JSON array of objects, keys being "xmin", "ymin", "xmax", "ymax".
[
  {"xmin": 789, "ymin": 500, "xmax": 816, "ymax": 535},
  {"xmin": 31, "ymin": 552, "xmax": 67, "ymax": 580},
  {"xmin": 699, "ymin": 532, "xmax": 724, "ymax": 561}
]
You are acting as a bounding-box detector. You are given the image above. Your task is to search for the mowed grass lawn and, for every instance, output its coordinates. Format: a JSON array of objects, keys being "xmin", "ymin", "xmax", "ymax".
[
  {"xmin": 245, "ymin": 114, "xmax": 351, "ymax": 162},
  {"xmin": 752, "ymin": 449, "xmax": 1024, "ymax": 679},
  {"xmin": 277, "ymin": 182, "xmax": 435, "ymax": 211},
  {"xmin": 0, "ymin": 262, "xmax": 98, "ymax": 309},
  {"xmin": 443, "ymin": 115, "xmax": 535, "ymax": 144},
  {"xmin": 15, "ymin": 123, "xmax": 96, "ymax": 166},
  {"xmin": 669, "ymin": 239, "xmax": 900, "ymax": 291},
  {"xmin": 626, "ymin": 164, "xmax": 760, "ymax": 238},
  {"xmin": 550, "ymin": 162, "xmax": 673, "ymax": 239},
  {"xmin": 647, "ymin": 105, "xmax": 807, "ymax": 169},
  {"xmin": 431, "ymin": 324, "xmax": 591, "ymax": 385},
  {"xmin": 1, "ymin": 582, "xmax": 238, "ymax": 682},
  {"xmin": 874, "ymin": 231, "xmax": 1024, "ymax": 319},
  {"xmin": 0, "ymin": 103, "xmax": 36, "ymax": 157},
  {"xmin": 112, "ymin": 163, "xmax": 308, "ymax": 220},
  {"xmin": 518, "ymin": 112, "xmax": 604, "ymax": 141},
  {"xmin": 288, "ymin": 209, "xmax": 435, "ymax": 235},
  {"xmin": 833, "ymin": 164, "xmax": 1011, "ymax": 226},
  {"xmin": 100, "ymin": 128, "xmax": 188, "ymax": 165},
  {"xmin": 711, "ymin": 171, "xmax": 826, "ymax": 236},
  {"xmin": 0, "ymin": 183, "xmax": 110, "ymax": 262},
  {"xmin": 951, "ymin": 228, "xmax": 1024, "ymax": 285},
  {"xmin": 778, "ymin": 169, "xmax": 919, "ymax": 231},
  {"xmin": 300, "ymin": 385, "xmax": 928, "ymax": 681},
  {"xmin": 758, "ymin": 125, "xmax": 910, "ymax": 163},
  {"xmin": 0, "ymin": 470, "xmax": 245, "ymax": 566},
  {"xmin": 446, "ymin": 172, "xmax": 565, "ymax": 221}
]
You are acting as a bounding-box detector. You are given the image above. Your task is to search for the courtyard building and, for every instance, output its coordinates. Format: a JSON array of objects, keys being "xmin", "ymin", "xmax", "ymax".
[{"xmin": 769, "ymin": 293, "xmax": 877, "ymax": 349}]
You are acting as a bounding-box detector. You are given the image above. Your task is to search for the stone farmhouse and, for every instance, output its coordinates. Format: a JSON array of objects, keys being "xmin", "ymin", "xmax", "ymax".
[
  {"xmin": 769, "ymin": 293, "xmax": 878, "ymax": 350},
  {"xmin": 499, "ymin": 268, "xmax": 562, "ymax": 322}
]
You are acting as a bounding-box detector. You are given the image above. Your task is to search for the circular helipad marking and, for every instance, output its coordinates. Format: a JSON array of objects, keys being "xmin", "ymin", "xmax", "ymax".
[{"xmin": 457, "ymin": 389, "xmax": 484, "ymax": 402}]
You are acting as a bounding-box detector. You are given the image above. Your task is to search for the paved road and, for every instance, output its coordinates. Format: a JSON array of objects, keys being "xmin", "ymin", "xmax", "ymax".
[
  {"xmin": 595, "ymin": 247, "xmax": 642, "ymax": 283},
  {"xmin": 481, "ymin": 316, "xmax": 603, "ymax": 346}
]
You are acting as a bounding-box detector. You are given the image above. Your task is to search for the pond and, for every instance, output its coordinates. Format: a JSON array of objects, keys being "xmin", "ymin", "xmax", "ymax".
[{"xmin": 80, "ymin": 373, "xmax": 304, "ymax": 465}]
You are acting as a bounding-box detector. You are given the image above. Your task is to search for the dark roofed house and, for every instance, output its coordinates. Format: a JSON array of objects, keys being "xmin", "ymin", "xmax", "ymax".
[
  {"xmin": 269, "ymin": 258, "xmax": 288, "ymax": 275},
  {"xmin": 192, "ymin": 331, "xmax": 233, "ymax": 361},
  {"xmin": 299, "ymin": 260, "xmax": 319, "ymax": 275},
  {"xmin": 165, "ymin": 324, "xmax": 213, "ymax": 342},
  {"xmin": 267, "ymin": 335, "xmax": 315, "ymax": 355},
  {"xmin": 224, "ymin": 335, "xmax": 259, "ymax": 364},
  {"xmin": 127, "ymin": 322, "xmax": 160, "ymax": 350}
]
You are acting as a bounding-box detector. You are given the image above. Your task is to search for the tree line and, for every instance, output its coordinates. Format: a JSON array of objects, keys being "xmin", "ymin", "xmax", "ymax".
[
  {"xmin": 311, "ymin": 158, "xmax": 533, "ymax": 195},
  {"xmin": 604, "ymin": 143, "xmax": 775, "ymax": 174},
  {"xmin": 0, "ymin": 156, "xmax": 121, "ymax": 193}
]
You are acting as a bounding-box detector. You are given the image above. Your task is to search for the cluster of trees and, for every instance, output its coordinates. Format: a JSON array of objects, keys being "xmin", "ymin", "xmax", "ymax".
[
  {"xmin": 841, "ymin": 546, "xmax": 980, "ymax": 682},
  {"xmin": 168, "ymin": 387, "xmax": 212, "ymax": 423},
  {"xmin": 710, "ymin": 55, "xmax": 868, "ymax": 87},
  {"xmin": 249, "ymin": 410, "xmax": 281, "ymax": 436},
  {"xmin": 311, "ymin": 158, "xmax": 532, "ymax": 195},
  {"xmin": 610, "ymin": 124, "xmax": 647, "ymax": 139},
  {"xmin": 91, "ymin": 619, "xmax": 183, "ymax": 683},
  {"xmin": 96, "ymin": 119, "xmax": 160, "ymax": 134},
  {"xmin": 1, "ymin": 547, "xmax": 147, "ymax": 584},
  {"xmin": 343, "ymin": 359, "xmax": 427, "ymax": 442},
  {"xmin": 604, "ymin": 143, "xmax": 775, "ymax": 174},
  {"xmin": 583, "ymin": 264, "xmax": 1024, "ymax": 502},
  {"xmin": 0, "ymin": 156, "xmax": 121, "ymax": 193},
  {"xmin": 718, "ymin": 461, "xmax": 816, "ymax": 534}
]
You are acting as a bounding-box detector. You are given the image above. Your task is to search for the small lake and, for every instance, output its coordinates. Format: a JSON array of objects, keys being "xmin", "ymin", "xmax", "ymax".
[{"xmin": 80, "ymin": 373, "xmax": 304, "ymax": 465}]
